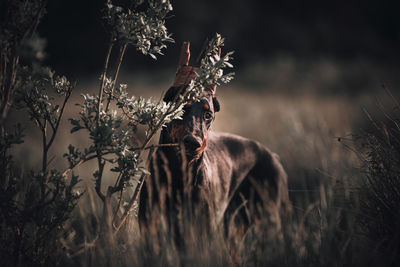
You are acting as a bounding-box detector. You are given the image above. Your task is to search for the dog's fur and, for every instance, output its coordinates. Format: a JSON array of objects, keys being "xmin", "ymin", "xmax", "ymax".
[
  {"xmin": 138, "ymin": 42, "xmax": 289, "ymax": 236},
  {"xmin": 138, "ymin": 90, "xmax": 290, "ymax": 234}
]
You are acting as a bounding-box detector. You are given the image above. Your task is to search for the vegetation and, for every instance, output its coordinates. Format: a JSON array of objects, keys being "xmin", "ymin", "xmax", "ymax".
[
  {"xmin": 1, "ymin": 0, "xmax": 399, "ymax": 266},
  {"xmin": 1, "ymin": 1, "xmax": 79, "ymax": 266}
]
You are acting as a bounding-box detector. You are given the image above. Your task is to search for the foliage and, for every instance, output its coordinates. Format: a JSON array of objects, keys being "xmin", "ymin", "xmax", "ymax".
[
  {"xmin": 7, "ymin": 0, "xmax": 396, "ymax": 266},
  {"xmin": 103, "ymin": 0, "xmax": 174, "ymax": 59},
  {"xmin": 186, "ymin": 33, "xmax": 235, "ymax": 101},
  {"xmin": 64, "ymin": 1, "xmax": 236, "ymax": 242},
  {"xmin": 0, "ymin": 1, "xmax": 81, "ymax": 266},
  {"xmin": 356, "ymin": 99, "xmax": 400, "ymax": 266},
  {"xmin": 2, "ymin": 2, "xmax": 237, "ymax": 264},
  {"xmin": 0, "ymin": 57, "xmax": 81, "ymax": 267},
  {"xmin": 0, "ymin": 0, "xmax": 46, "ymax": 123}
]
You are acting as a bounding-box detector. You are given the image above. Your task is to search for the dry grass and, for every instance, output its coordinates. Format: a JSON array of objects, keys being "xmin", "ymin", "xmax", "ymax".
[{"xmin": 8, "ymin": 77, "xmax": 394, "ymax": 266}]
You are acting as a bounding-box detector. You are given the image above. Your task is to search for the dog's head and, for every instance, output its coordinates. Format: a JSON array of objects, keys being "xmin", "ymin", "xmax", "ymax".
[
  {"xmin": 162, "ymin": 41, "xmax": 221, "ymax": 161},
  {"xmin": 164, "ymin": 88, "xmax": 220, "ymax": 161}
]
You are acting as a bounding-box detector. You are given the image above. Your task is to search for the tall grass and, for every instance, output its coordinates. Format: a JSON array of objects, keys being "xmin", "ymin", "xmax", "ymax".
[
  {"xmin": 355, "ymin": 92, "xmax": 400, "ymax": 266},
  {"xmin": 6, "ymin": 75, "xmax": 400, "ymax": 266},
  {"xmin": 46, "ymin": 88, "xmax": 387, "ymax": 267}
]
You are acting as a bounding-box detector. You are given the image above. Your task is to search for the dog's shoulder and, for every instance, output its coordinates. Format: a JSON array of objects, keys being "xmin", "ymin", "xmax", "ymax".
[
  {"xmin": 207, "ymin": 131, "xmax": 271, "ymax": 155},
  {"xmin": 207, "ymin": 131, "xmax": 285, "ymax": 173}
]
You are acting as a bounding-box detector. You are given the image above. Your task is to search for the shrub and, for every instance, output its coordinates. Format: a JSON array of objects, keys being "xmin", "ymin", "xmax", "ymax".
[
  {"xmin": 356, "ymin": 95, "xmax": 400, "ymax": 265},
  {"xmin": 2, "ymin": 0, "xmax": 236, "ymax": 265},
  {"xmin": 1, "ymin": 2, "xmax": 81, "ymax": 266}
]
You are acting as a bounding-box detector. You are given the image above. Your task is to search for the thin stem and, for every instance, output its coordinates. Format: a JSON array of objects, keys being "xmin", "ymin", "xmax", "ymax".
[
  {"xmin": 95, "ymin": 159, "xmax": 106, "ymax": 202},
  {"xmin": 112, "ymin": 186, "xmax": 124, "ymax": 227},
  {"xmin": 60, "ymin": 143, "xmax": 174, "ymax": 178},
  {"xmin": 0, "ymin": 56, "xmax": 19, "ymax": 123},
  {"xmin": 114, "ymin": 172, "xmax": 145, "ymax": 233},
  {"xmin": 113, "ymin": 172, "xmax": 123, "ymax": 189},
  {"xmin": 97, "ymin": 41, "xmax": 114, "ymax": 122},
  {"xmin": 139, "ymin": 85, "xmax": 189, "ymax": 153},
  {"xmin": 46, "ymin": 87, "xmax": 72, "ymax": 151},
  {"xmin": 62, "ymin": 151, "xmax": 112, "ymax": 177},
  {"xmin": 114, "ymin": 147, "xmax": 155, "ymax": 233},
  {"xmin": 105, "ymin": 43, "xmax": 128, "ymax": 113},
  {"xmin": 42, "ymin": 120, "xmax": 48, "ymax": 174},
  {"xmin": 114, "ymin": 88, "xmax": 189, "ymax": 232},
  {"xmin": 95, "ymin": 40, "xmax": 114, "ymax": 203},
  {"xmin": 128, "ymin": 143, "xmax": 179, "ymax": 151},
  {"xmin": 41, "ymin": 119, "xmax": 48, "ymax": 201}
]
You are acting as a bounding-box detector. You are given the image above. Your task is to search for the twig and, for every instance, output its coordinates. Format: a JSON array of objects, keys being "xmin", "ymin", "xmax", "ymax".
[
  {"xmin": 41, "ymin": 119, "xmax": 48, "ymax": 174},
  {"xmin": 114, "ymin": 146, "xmax": 155, "ymax": 233},
  {"xmin": 138, "ymin": 85, "xmax": 188, "ymax": 152},
  {"xmin": 61, "ymin": 151, "xmax": 113, "ymax": 177},
  {"xmin": 105, "ymin": 43, "xmax": 128, "ymax": 113},
  {"xmin": 95, "ymin": 40, "xmax": 114, "ymax": 203},
  {"xmin": 60, "ymin": 143, "xmax": 177, "ymax": 178},
  {"xmin": 128, "ymin": 143, "xmax": 179, "ymax": 151},
  {"xmin": 112, "ymin": 186, "xmax": 124, "ymax": 227},
  {"xmin": 112, "ymin": 87, "xmax": 190, "ymax": 231},
  {"xmin": 95, "ymin": 159, "xmax": 106, "ymax": 201},
  {"xmin": 195, "ymin": 37, "xmax": 209, "ymax": 64},
  {"xmin": 113, "ymin": 172, "xmax": 123, "ymax": 189},
  {"xmin": 97, "ymin": 40, "xmax": 114, "ymax": 121},
  {"xmin": 46, "ymin": 87, "xmax": 73, "ymax": 150}
]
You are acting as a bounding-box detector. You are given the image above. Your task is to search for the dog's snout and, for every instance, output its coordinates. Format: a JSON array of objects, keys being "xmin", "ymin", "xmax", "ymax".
[{"xmin": 183, "ymin": 134, "xmax": 201, "ymax": 151}]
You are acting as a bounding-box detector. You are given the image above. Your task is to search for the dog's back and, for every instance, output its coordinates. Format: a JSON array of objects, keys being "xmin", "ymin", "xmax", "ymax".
[{"xmin": 198, "ymin": 131, "xmax": 290, "ymax": 228}]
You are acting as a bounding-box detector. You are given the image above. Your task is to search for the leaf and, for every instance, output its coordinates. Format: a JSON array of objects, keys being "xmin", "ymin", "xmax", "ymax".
[
  {"xmin": 69, "ymin": 118, "xmax": 81, "ymax": 126},
  {"xmin": 70, "ymin": 126, "xmax": 83, "ymax": 134},
  {"xmin": 149, "ymin": 53, "xmax": 157, "ymax": 60}
]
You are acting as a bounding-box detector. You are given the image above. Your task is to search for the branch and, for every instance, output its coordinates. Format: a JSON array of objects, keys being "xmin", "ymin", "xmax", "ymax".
[
  {"xmin": 114, "ymin": 147, "xmax": 155, "ymax": 233},
  {"xmin": 42, "ymin": 120, "xmax": 48, "ymax": 173},
  {"xmin": 128, "ymin": 143, "xmax": 179, "ymax": 152},
  {"xmin": 46, "ymin": 86, "xmax": 73, "ymax": 151},
  {"xmin": 95, "ymin": 39, "xmax": 114, "ymax": 203},
  {"xmin": 61, "ymin": 151, "xmax": 114, "ymax": 177},
  {"xmin": 41, "ymin": 119, "xmax": 48, "ymax": 201},
  {"xmin": 138, "ymin": 91, "xmax": 186, "ymax": 153},
  {"xmin": 97, "ymin": 40, "xmax": 114, "ymax": 122},
  {"xmin": 112, "ymin": 186, "xmax": 124, "ymax": 227},
  {"xmin": 113, "ymin": 88, "xmax": 189, "ymax": 232},
  {"xmin": 105, "ymin": 43, "xmax": 128, "ymax": 113},
  {"xmin": 95, "ymin": 159, "xmax": 106, "ymax": 202}
]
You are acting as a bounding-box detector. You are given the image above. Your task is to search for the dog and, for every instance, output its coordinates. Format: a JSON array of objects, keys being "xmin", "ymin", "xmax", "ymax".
[{"xmin": 138, "ymin": 42, "xmax": 290, "ymax": 239}]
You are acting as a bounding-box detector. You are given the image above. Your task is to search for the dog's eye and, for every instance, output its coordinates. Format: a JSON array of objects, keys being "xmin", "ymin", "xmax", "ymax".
[{"xmin": 204, "ymin": 111, "xmax": 213, "ymax": 120}]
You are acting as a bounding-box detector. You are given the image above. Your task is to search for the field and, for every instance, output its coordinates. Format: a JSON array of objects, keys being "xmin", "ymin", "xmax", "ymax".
[
  {"xmin": 8, "ymin": 70, "xmax": 397, "ymax": 266},
  {"xmin": 3, "ymin": 1, "xmax": 400, "ymax": 266}
]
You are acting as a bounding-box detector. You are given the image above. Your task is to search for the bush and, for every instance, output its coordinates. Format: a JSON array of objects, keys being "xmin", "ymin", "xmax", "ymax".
[{"xmin": 356, "ymin": 95, "xmax": 400, "ymax": 265}]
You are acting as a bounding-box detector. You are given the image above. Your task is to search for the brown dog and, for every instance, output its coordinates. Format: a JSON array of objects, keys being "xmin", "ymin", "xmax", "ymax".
[{"xmin": 138, "ymin": 42, "xmax": 290, "ymax": 239}]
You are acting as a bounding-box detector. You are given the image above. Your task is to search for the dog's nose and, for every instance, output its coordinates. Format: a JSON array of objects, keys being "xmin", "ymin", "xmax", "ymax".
[{"xmin": 183, "ymin": 134, "xmax": 201, "ymax": 151}]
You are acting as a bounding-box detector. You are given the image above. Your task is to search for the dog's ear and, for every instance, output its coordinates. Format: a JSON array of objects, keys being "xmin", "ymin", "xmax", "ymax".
[
  {"xmin": 163, "ymin": 86, "xmax": 181, "ymax": 103},
  {"xmin": 213, "ymin": 97, "xmax": 220, "ymax": 112}
]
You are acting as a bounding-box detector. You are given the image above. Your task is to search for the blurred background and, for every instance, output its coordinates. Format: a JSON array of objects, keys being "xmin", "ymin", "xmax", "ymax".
[
  {"xmin": 12, "ymin": 0, "xmax": 398, "ymax": 185},
  {"xmin": 38, "ymin": 0, "xmax": 400, "ymax": 95},
  {"xmin": 5, "ymin": 1, "xmax": 400, "ymax": 264}
]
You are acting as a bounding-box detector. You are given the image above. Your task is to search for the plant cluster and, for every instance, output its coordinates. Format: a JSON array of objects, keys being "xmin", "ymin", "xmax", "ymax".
[
  {"xmin": 356, "ymin": 101, "xmax": 400, "ymax": 266},
  {"xmin": 0, "ymin": 1, "xmax": 84, "ymax": 266},
  {"xmin": 185, "ymin": 33, "xmax": 235, "ymax": 101},
  {"xmin": 104, "ymin": 0, "xmax": 174, "ymax": 58},
  {"xmin": 64, "ymin": 7, "xmax": 235, "ymax": 243}
]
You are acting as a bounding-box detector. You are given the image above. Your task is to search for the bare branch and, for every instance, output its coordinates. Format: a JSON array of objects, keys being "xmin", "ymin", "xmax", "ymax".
[
  {"xmin": 95, "ymin": 159, "xmax": 106, "ymax": 202},
  {"xmin": 61, "ymin": 151, "xmax": 114, "ymax": 177},
  {"xmin": 112, "ymin": 186, "xmax": 124, "ymax": 227},
  {"xmin": 46, "ymin": 86, "xmax": 73, "ymax": 151},
  {"xmin": 128, "ymin": 143, "xmax": 179, "ymax": 152},
  {"xmin": 97, "ymin": 40, "xmax": 114, "ymax": 122},
  {"xmin": 105, "ymin": 43, "xmax": 128, "ymax": 113}
]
